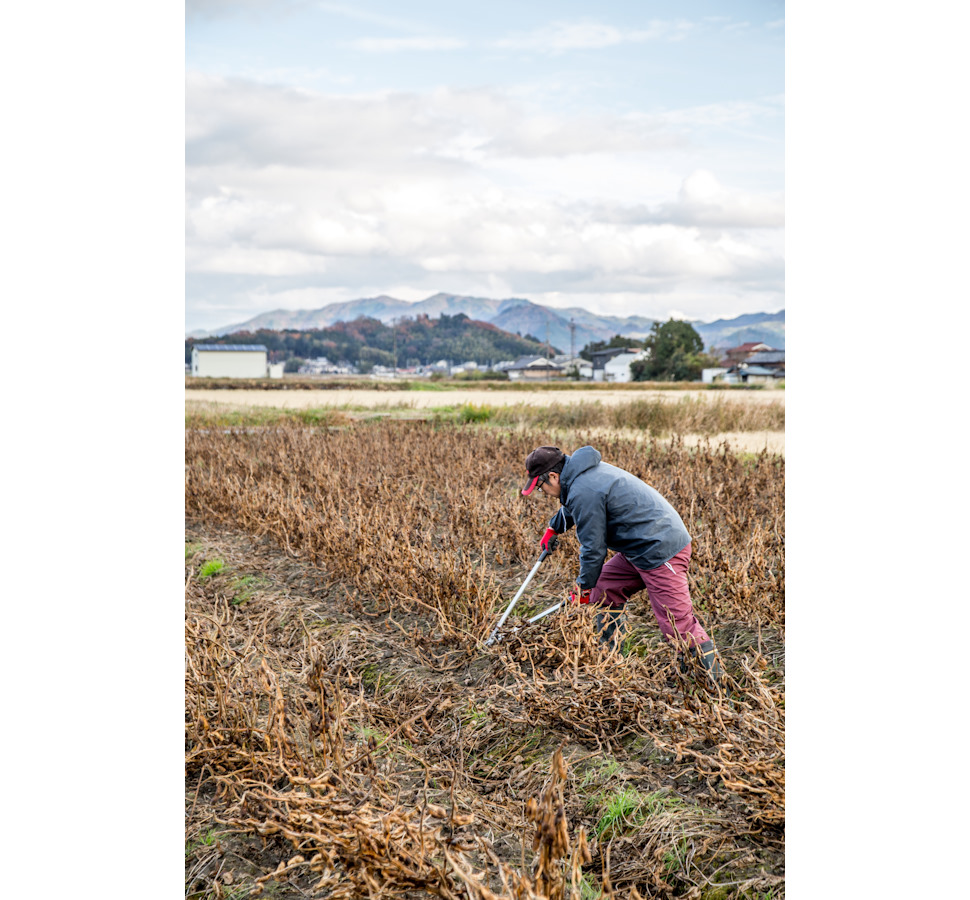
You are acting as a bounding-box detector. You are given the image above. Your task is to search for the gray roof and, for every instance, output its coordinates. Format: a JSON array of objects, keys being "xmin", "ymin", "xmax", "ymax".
[
  {"xmin": 746, "ymin": 351, "xmax": 785, "ymax": 364},
  {"xmin": 508, "ymin": 356, "xmax": 563, "ymax": 370},
  {"xmin": 591, "ymin": 347, "xmax": 639, "ymax": 364},
  {"xmin": 741, "ymin": 365, "xmax": 781, "ymax": 376},
  {"xmin": 193, "ymin": 344, "xmax": 268, "ymax": 352}
]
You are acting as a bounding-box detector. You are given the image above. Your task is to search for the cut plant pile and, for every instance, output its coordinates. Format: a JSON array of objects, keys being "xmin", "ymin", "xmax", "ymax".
[{"xmin": 186, "ymin": 421, "xmax": 784, "ymax": 899}]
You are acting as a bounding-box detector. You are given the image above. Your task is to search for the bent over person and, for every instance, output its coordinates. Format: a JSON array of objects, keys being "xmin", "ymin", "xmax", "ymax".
[{"xmin": 521, "ymin": 445, "xmax": 722, "ymax": 679}]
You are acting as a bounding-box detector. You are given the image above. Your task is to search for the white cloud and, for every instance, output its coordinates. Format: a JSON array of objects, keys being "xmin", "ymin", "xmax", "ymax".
[
  {"xmin": 495, "ymin": 19, "xmax": 693, "ymax": 53},
  {"xmin": 655, "ymin": 170, "xmax": 785, "ymax": 227},
  {"xmin": 654, "ymin": 95, "xmax": 785, "ymax": 129},
  {"xmin": 185, "ymin": 74, "xmax": 783, "ymax": 330}
]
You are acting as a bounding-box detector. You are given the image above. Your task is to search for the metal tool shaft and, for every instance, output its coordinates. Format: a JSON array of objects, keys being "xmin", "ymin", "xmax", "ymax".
[
  {"xmin": 485, "ymin": 548, "xmax": 549, "ymax": 646},
  {"xmin": 527, "ymin": 601, "xmax": 563, "ymax": 624}
]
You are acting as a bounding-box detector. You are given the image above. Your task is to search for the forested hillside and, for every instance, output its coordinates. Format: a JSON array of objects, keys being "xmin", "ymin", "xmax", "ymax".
[{"xmin": 184, "ymin": 313, "xmax": 559, "ymax": 370}]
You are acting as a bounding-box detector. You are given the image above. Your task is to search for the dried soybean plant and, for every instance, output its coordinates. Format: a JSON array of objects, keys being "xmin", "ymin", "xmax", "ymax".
[
  {"xmin": 186, "ymin": 568, "xmax": 590, "ymax": 898},
  {"xmin": 186, "ymin": 420, "xmax": 785, "ymax": 898}
]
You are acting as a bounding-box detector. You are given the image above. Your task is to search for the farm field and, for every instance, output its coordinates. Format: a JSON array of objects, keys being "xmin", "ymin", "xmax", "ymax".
[
  {"xmin": 186, "ymin": 420, "xmax": 785, "ymax": 899},
  {"xmin": 184, "ymin": 386, "xmax": 785, "ymax": 409},
  {"xmin": 185, "ymin": 383, "xmax": 785, "ymax": 456}
]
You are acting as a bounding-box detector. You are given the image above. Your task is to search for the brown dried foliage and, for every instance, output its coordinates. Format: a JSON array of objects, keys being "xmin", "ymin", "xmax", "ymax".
[{"xmin": 186, "ymin": 422, "xmax": 784, "ymax": 898}]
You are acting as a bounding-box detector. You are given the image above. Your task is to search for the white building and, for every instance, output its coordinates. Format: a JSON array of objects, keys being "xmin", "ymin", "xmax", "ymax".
[
  {"xmin": 603, "ymin": 349, "xmax": 648, "ymax": 383},
  {"xmin": 191, "ymin": 344, "xmax": 269, "ymax": 378}
]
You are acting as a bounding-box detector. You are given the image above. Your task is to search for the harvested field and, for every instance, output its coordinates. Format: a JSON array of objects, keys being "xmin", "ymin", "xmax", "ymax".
[
  {"xmin": 185, "ymin": 387, "xmax": 785, "ymax": 410},
  {"xmin": 185, "ymin": 385, "xmax": 785, "ymax": 455},
  {"xmin": 186, "ymin": 422, "xmax": 785, "ymax": 899}
]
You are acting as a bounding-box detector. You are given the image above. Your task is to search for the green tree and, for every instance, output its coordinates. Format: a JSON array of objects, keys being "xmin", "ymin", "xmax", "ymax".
[
  {"xmin": 579, "ymin": 334, "xmax": 642, "ymax": 362},
  {"xmin": 631, "ymin": 319, "xmax": 717, "ymax": 382}
]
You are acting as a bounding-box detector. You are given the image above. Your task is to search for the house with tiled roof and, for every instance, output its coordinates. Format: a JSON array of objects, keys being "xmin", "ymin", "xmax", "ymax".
[
  {"xmin": 704, "ymin": 346, "xmax": 785, "ymax": 385},
  {"xmin": 720, "ymin": 342, "xmax": 777, "ymax": 367},
  {"xmin": 505, "ymin": 356, "xmax": 566, "ymax": 382},
  {"xmin": 744, "ymin": 350, "xmax": 785, "ymax": 371}
]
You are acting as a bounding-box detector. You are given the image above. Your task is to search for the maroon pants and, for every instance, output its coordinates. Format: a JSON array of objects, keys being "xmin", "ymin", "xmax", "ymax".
[{"xmin": 589, "ymin": 544, "xmax": 710, "ymax": 648}]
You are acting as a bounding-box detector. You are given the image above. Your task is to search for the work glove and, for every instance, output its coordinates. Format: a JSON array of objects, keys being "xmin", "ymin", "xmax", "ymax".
[
  {"xmin": 569, "ymin": 588, "xmax": 591, "ymax": 605},
  {"xmin": 539, "ymin": 527, "xmax": 559, "ymax": 553}
]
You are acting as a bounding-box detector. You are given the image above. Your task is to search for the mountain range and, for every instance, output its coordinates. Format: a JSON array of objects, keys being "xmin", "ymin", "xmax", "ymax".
[{"xmin": 190, "ymin": 293, "xmax": 784, "ymax": 353}]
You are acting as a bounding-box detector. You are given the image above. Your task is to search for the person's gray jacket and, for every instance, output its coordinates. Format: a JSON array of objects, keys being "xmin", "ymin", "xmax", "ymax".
[{"xmin": 548, "ymin": 446, "xmax": 691, "ymax": 590}]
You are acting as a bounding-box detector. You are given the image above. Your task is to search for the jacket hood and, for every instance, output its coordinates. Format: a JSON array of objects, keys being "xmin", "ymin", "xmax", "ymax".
[{"xmin": 560, "ymin": 446, "xmax": 601, "ymax": 500}]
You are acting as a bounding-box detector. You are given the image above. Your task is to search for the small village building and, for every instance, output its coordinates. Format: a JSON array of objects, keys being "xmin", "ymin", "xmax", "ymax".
[
  {"xmin": 506, "ymin": 356, "xmax": 566, "ymax": 382},
  {"xmin": 720, "ymin": 342, "xmax": 775, "ymax": 366},
  {"xmin": 552, "ymin": 355, "xmax": 593, "ymax": 380},
  {"xmin": 602, "ymin": 348, "xmax": 648, "ymax": 383},
  {"xmin": 743, "ymin": 350, "xmax": 786, "ymax": 371},
  {"xmin": 191, "ymin": 344, "xmax": 270, "ymax": 378},
  {"xmin": 734, "ymin": 365, "xmax": 783, "ymax": 385},
  {"xmin": 714, "ymin": 363, "xmax": 785, "ymax": 385},
  {"xmin": 590, "ymin": 347, "xmax": 643, "ymax": 382},
  {"xmin": 711, "ymin": 345, "xmax": 785, "ymax": 385}
]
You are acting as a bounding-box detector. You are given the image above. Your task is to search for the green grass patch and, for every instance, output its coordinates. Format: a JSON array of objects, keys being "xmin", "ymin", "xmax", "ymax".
[
  {"xmin": 450, "ymin": 370, "xmax": 511, "ymax": 382},
  {"xmin": 459, "ymin": 402, "xmax": 496, "ymax": 423},
  {"xmin": 198, "ymin": 558, "xmax": 225, "ymax": 580},
  {"xmin": 360, "ymin": 663, "xmax": 380, "ymax": 688},
  {"xmin": 356, "ymin": 725, "xmax": 386, "ymax": 743},
  {"xmin": 461, "ymin": 703, "xmax": 489, "ymax": 728},
  {"xmin": 185, "ymin": 828, "xmax": 226, "ymax": 858},
  {"xmin": 593, "ymin": 788, "xmax": 685, "ymax": 838},
  {"xmin": 578, "ymin": 755, "xmax": 622, "ymax": 792}
]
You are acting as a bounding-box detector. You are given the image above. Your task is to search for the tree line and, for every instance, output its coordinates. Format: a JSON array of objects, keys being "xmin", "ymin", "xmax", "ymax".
[
  {"xmin": 186, "ymin": 314, "xmax": 719, "ymax": 380},
  {"xmin": 185, "ymin": 314, "xmax": 558, "ymax": 373}
]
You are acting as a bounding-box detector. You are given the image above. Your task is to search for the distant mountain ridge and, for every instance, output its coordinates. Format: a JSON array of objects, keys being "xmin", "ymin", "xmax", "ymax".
[{"xmin": 193, "ymin": 292, "xmax": 784, "ymax": 352}]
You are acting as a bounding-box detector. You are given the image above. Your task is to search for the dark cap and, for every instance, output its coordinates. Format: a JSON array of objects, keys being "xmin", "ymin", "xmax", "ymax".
[{"xmin": 522, "ymin": 446, "xmax": 565, "ymax": 496}]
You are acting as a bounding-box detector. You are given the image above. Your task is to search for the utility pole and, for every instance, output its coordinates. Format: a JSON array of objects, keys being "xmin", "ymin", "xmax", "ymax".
[
  {"xmin": 392, "ymin": 318, "xmax": 397, "ymax": 374},
  {"xmin": 570, "ymin": 317, "xmax": 576, "ymax": 360}
]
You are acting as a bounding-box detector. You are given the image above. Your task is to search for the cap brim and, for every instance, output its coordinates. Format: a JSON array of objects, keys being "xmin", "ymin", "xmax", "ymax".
[{"xmin": 521, "ymin": 475, "xmax": 541, "ymax": 496}]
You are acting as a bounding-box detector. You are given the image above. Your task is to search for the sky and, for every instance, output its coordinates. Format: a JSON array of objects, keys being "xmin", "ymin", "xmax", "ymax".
[{"xmin": 185, "ymin": 0, "xmax": 785, "ymax": 333}]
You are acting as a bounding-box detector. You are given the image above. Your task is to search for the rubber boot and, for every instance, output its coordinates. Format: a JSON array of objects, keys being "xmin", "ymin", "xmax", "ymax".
[
  {"xmin": 679, "ymin": 640, "xmax": 723, "ymax": 682},
  {"xmin": 594, "ymin": 609, "xmax": 627, "ymax": 655},
  {"xmin": 696, "ymin": 639, "xmax": 723, "ymax": 682}
]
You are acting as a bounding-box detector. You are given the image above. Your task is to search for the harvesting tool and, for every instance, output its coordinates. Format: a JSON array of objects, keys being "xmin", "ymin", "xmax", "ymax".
[{"xmin": 485, "ymin": 536, "xmax": 558, "ymax": 646}]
